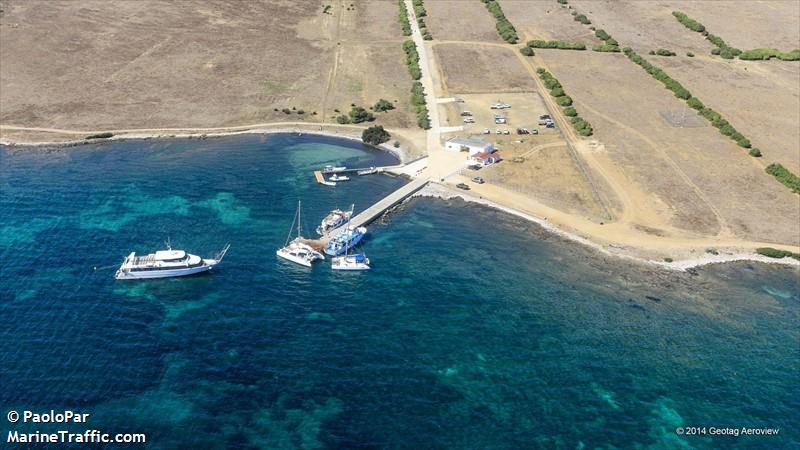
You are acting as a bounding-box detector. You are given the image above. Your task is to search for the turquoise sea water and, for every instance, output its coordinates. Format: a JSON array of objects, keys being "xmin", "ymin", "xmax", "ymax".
[{"xmin": 1, "ymin": 134, "xmax": 798, "ymax": 449}]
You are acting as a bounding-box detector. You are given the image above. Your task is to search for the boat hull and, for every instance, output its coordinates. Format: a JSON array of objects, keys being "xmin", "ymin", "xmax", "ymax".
[
  {"xmin": 324, "ymin": 230, "xmax": 366, "ymax": 256},
  {"xmin": 276, "ymin": 249, "xmax": 313, "ymax": 267},
  {"xmin": 115, "ymin": 262, "xmax": 216, "ymax": 280}
]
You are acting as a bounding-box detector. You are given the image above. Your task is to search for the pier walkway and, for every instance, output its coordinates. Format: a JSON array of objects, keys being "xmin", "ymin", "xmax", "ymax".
[{"xmin": 322, "ymin": 177, "xmax": 429, "ymax": 239}]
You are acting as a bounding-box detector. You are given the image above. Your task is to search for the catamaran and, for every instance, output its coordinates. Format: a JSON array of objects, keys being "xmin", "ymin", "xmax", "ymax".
[
  {"xmin": 324, "ymin": 225, "xmax": 367, "ymax": 256},
  {"xmin": 115, "ymin": 241, "xmax": 229, "ymax": 280},
  {"xmin": 332, "ymin": 252, "xmax": 371, "ymax": 270},
  {"xmin": 316, "ymin": 205, "xmax": 354, "ymax": 236},
  {"xmin": 277, "ymin": 201, "xmax": 325, "ymax": 267}
]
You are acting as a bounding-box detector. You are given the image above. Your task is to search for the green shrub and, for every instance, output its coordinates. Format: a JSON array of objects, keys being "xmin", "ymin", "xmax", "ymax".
[
  {"xmin": 527, "ymin": 40, "xmax": 586, "ymax": 50},
  {"xmin": 756, "ymin": 247, "xmax": 800, "ymax": 261},
  {"xmin": 672, "ymin": 11, "xmax": 705, "ymax": 32},
  {"xmin": 374, "ymin": 98, "xmax": 395, "ymax": 112},
  {"xmin": 397, "ymin": 0, "xmax": 411, "ymax": 36},
  {"xmin": 482, "ymin": 1, "xmax": 518, "ymax": 43},
  {"xmin": 550, "ymin": 87, "xmax": 565, "ymax": 97},
  {"xmin": 557, "ymin": 0, "xmax": 568, "ymax": 4},
  {"xmin": 766, "ymin": 163, "xmax": 800, "ymax": 194},
  {"xmin": 686, "ymin": 52, "xmax": 694, "ymax": 57},
  {"xmin": 655, "ymin": 49, "xmax": 676, "ymax": 56},
  {"xmin": 362, "ymin": 125, "xmax": 391, "ymax": 145},
  {"xmin": 520, "ymin": 46, "xmax": 535, "ymax": 56},
  {"xmin": 592, "ymin": 44, "xmax": 620, "ymax": 52},
  {"xmin": 574, "ymin": 14, "xmax": 590, "ymax": 25},
  {"xmin": 572, "ymin": 118, "xmax": 593, "ymax": 136},
  {"xmin": 748, "ymin": 148, "xmax": 762, "ymax": 157},
  {"xmin": 739, "ymin": 48, "xmax": 800, "ymax": 61},
  {"xmin": 687, "ymin": 97, "xmax": 704, "ymax": 110},
  {"xmin": 349, "ymin": 106, "xmax": 374, "ymax": 123},
  {"xmin": 409, "ymin": 82, "xmax": 430, "ymax": 130},
  {"xmin": 555, "ymin": 96, "xmax": 573, "ymax": 107},
  {"xmin": 85, "ymin": 132, "xmax": 113, "ymax": 139},
  {"xmin": 336, "ymin": 115, "xmax": 351, "ymax": 124},
  {"xmin": 594, "ymin": 29, "xmax": 611, "ymax": 41},
  {"xmin": 736, "ymin": 137, "xmax": 751, "ymax": 148},
  {"xmin": 402, "ymin": 40, "xmax": 422, "ymax": 80},
  {"xmin": 563, "ymin": 107, "xmax": 578, "ymax": 117}
]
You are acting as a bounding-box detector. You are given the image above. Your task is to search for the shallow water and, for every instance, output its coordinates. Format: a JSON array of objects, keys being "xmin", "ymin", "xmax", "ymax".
[{"xmin": 1, "ymin": 134, "xmax": 798, "ymax": 449}]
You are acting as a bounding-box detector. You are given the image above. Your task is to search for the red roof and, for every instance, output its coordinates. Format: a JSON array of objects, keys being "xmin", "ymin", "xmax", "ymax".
[{"xmin": 473, "ymin": 151, "xmax": 502, "ymax": 161}]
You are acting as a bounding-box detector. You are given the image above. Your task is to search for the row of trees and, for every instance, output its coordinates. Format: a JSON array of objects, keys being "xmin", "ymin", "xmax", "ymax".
[
  {"xmin": 537, "ymin": 68, "xmax": 593, "ymax": 136},
  {"xmin": 756, "ymin": 247, "xmax": 800, "ymax": 261},
  {"xmin": 410, "ymin": 82, "xmax": 430, "ymax": 129},
  {"xmin": 592, "ymin": 28, "xmax": 620, "ymax": 52},
  {"xmin": 650, "ymin": 49, "xmax": 676, "ymax": 56},
  {"xmin": 397, "ymin": 0, "xmax": 411, "ymax": 36},
  {"xmin": 739, "ymin": 48, "xmax": 800, "ymax": 61},
  {"xmin": 412, "ymin": 0, "xmax": 433, "ymax": 40},
  {"xmin": 402, "ymin": 40, "xmax": 422, "ymax": 80},
  {"xmin": 481, "ymin": 0, "xmax": 519, "ymax": 43},
  {"xmin": 527, "ymin": 40, "xmax": 586, "ymax": 50},
  {"xmin": 766, "ymin": 163, "xmax": 800, "ymax": 194},
  {"xmin": 623, "ymin": 47, "xmax": 800, "ymax": 194}
]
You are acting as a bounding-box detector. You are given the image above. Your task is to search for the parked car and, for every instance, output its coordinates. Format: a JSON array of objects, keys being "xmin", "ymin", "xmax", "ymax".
[
  {"xmin": 531, "ymin": 128, "xmax": 539, "ymax": 135},
  {"xmin": 546, "ymin": 122, "xmax": 555, "ymax": 128},
  {"xmin": 463, "ymin": 117, "xmax": 475, "ymax": 123},
  {"xmin": 502, "ymin": 129, "xmax": 510, "ymax": 135},
  {"xmin": 495, "ymin": 118, "xmax": 506, "ymax": 124},
  {"xmin": 539, "ymin": 114, "xmax": 551, "ymax": 120},
  {"xmin": 538, "ymin": 120, "xmax": 548, "ymax": 125},
  {"xmin": 460, "ymin": 111, "xmax": 473, "ymax": 116},
  {"xmin": 472, "ymin": 176, "xmax": 485, "ymax": 184},
  {"xmin": 456, "ymin": 183, "xmax": 470, "ymax": 190},
  {"xmin": 483, "ymin": 128, "xmax": 491, "ymax": 134},
  {"xmin": 496, "ymin": 129, "xmax": 502, "ymax": 135}
]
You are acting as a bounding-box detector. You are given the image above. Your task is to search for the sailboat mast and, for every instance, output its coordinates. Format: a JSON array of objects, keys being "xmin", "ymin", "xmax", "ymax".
[{"xmin": 297, "ymin": 200, "xmax": 302, "ymax": 238}]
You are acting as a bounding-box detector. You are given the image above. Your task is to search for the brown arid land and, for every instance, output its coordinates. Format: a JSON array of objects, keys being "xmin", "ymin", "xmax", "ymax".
[{"xmin": 1, "ymin": 0, "xmax": 799, "ymax": 268}]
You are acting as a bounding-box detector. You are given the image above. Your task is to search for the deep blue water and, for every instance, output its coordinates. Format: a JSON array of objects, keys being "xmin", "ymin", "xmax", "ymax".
[{"xmin": 1, "ymin": 134, "xmax": 798, "ymax": 449}]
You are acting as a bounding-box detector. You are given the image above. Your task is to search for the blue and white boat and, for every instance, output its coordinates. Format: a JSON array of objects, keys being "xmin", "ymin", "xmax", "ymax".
[
  {"xmin": 324, "ymin": 225, "xmax": 367, "ymax": 256},
  {"xmin": 332, "ymin": 252, "xmax": 371, "ymax": 271}
]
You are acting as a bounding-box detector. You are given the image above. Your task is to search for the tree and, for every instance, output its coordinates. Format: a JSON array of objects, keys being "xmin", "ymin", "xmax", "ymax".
[
  {"xmin": 374, "ymin": 99, "xmax": 395, "ymax": 112},
  {"xmin": 362, "ymin": 125, "xmax": 391, "ymax": 145},
  {"xmin": 349, "ymin": 106, "xmax": 375, "ymax": 123},
  {"xmin": 336, "ymin": 115, "xmax": 351, "ymax": 124},
  {"xmin": 563, "ymin": 107, "xmax": 578, "ymax": 117},
  {"xmin": 520, "ymin": 46, "xmax": 535, "ymax": 56}
]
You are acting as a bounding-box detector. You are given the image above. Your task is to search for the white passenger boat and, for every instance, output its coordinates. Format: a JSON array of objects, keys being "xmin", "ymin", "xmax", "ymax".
[
  {"xmin": 115, "ymin": 242, "xmax": 229, "ymax": 280},
  {"xmin": 316, "ymin": 205, "xmax": 354, "ymax": 236},
  {"xmin": 329, "ymin": 174, "xmax": 350, "ymax": 182},
  {"xmin": 277, "ymin": 201, "xmax": 325, "ymax": 267},
  {"xmin": 324, "ymin": 225, "xmax": 367, "ymax": 256},
  {"xmin": 322, "ymin": 165, "xmax": 347, "ymax": 173},
  {"xmin": 357, "ymin": 167, "xmax": 378, "ymax": 176},
  {"xmin": 332, "ymin": 252, "xmax": 371, "ymax": 271}
]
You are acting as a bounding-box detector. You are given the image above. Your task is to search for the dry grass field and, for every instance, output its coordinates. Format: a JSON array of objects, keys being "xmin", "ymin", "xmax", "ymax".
[
  {"xmin": 432, "ymin": 43, "xmax": 536, "ymax": 94},
  {"xmin": 659, "ymin": 0, "xmax": 800, "ymax": 51},
  {"xmin": 424, "ymin": 0, "xmax": 503, "ymax": 43},
  {"xmin": 658, "ymin": 57, "xmax": 800, "ymax": 173},
  {"xmin": 566, "ymin": 0, "xmax": 715, "ymax": 55},
  {"xmin": 0, "ymin": 0, "xmax": 415, "ymax": 134},
  {"xmin": 537, "ymin": 49, "xmax": 800, "ymax": 244},
  {"xmin": 568, "ymin": 0, "xmax": 800, "ymax": 55},
  {"xmin": 468, "ymin": 140, "xmax": 611, "ymax": 221},
  {"xmin": 498, "ymin": 0, "xmax": 601, "ymax": 44}
]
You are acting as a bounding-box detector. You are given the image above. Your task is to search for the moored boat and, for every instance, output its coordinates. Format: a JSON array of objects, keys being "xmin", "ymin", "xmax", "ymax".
[
  {"xmin": 316, "ymin": 205, "xmax": 354, "ymax": 236},
  {"xmin": 332, "ymin": 252, "xmax": 371, "ymax": 271},
  {"xmin": 115, "ymin": 242, "xmax": 229, "ymax": 280},
  {"xmin": 277, "ymin": 201, "xmax": 325, "ymax": 267},
  {"xmin": 324, "ymin": 225, "xmax": 367, "ymax": 256},
  {"xmin": 329, "ymin": 174, "xmax": 350, "ymax": 182},
  {"xmin": 322, "ymin": 165, "xmax": 347, "ymax": 173}
]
